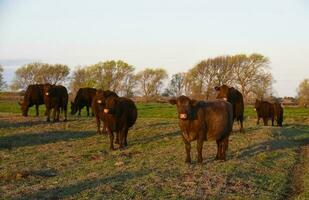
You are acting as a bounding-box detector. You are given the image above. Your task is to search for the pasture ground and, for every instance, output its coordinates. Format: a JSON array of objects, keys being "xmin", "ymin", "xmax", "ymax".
[{"xmin": 0, "ymin": 102, "xmax": 309, "ymax": 199}]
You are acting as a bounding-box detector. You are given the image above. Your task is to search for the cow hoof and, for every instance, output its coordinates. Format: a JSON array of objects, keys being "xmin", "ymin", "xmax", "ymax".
[
  {"xmin": 46, "ymin": 119, "xmax": 50, "ymax": 122},
  {"xmin": 185, "ymin": 159, "xmax": 191, "ymax": 164},
  {"xmin": 63, "ymin": 119, "xmax": 67, "ymax": 122}
]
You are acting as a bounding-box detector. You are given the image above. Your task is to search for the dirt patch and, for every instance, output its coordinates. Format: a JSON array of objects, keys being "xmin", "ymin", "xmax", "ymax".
[{"xmin": 288, "ymin": 144, "xmax": 309, "ymax": 199}]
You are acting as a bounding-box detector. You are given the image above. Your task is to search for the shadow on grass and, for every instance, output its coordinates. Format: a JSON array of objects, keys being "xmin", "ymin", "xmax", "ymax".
[
  {"xmin": 16, "ymin": 169, "xmax": 150, "ymax": 200},
  {"xmin": 0, "ymin": 119, "xmax": 50, "ymax": 128},
  {"xmin": 0, "ymin": 130, "xmax": 96, "ymax": 150},
  {"xmin": 131, "ymin": 130, "xmax": 180, "ymax": 146},
  {"xmin": 236, "ymin": 124, "xmax": 309, "ymax": 158}
]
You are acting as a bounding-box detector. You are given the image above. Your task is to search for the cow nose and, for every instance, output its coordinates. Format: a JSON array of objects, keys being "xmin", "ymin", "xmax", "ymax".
[
  {"xmin": 179, "ymin": 113, "xmax": 187, "ymax": 119},
  {"xmin": 97, "ymin": 100, "xmax": 102, "ymax": 104},
  {"xmin": 103, "ymin": 109, "xmax": 109, "ymax": 114},
  {"xmin": 45, "ymin": 92, "xmax": 49, "ymax": 96},
  {"xmin": 223, "ymin": 98, "xmax": 227, "ymax": 101}
]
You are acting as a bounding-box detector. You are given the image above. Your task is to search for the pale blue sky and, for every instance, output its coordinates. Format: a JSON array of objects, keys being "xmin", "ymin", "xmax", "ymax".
[{"xmin": 0, "ymin": 0, "xmax": 308, "ymax": 96}]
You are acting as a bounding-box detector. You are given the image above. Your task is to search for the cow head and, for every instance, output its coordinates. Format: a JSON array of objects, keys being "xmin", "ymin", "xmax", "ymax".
[
  {"xmin": 104, "ymin": 95, "xmax": 119, "ymax": 115},
  {"xmin": 169, "ymin": 95, "xmax": 197, "ymax": 120},
  {"xmin": 214, "ymin": 85, "xmax": 229, "ymax": 101},
  {"xmin": 95, "ymin": 90, "xmax": 118, "ymax": 113},
  {"xmin": 19, "ymin": 100, "xmax": 29, "ymax": 116},
  {"xmin": 70, "ymin": 101, "xmax": 77, "ymax": 115}
]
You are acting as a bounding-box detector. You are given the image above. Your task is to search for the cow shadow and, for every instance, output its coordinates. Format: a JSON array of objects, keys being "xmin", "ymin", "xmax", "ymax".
[
  {"xmin": 130, "ymin": 130, "xmax": 180, "ymax": 146},
  {"xmin": 14, "ymin": 169, "xmax": 150, "ymax": 200},
  {"xmin": 235, "ymin": 124, "xmax": 309, "ymax": 159},
  {"xmin": 0, "ymin": 119, "xmax": 49, "ymax": 129},
  {"xmin": 0, "ymin": 130, "xmax": 96, "ymax": 150}
]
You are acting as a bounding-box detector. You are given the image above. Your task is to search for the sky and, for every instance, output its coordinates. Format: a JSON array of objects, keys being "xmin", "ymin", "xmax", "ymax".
[{"xmin": 0, "ymin": 0, "xmax": 308, "ymax": 96}]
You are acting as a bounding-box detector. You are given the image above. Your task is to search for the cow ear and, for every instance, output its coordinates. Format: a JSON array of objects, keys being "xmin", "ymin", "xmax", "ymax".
[
  {"xmin": 214, "ymin": 86, "xmax": 220, "ymax": 91},
  {"xmin": 169, "ymin": 98, "xmax": 177, "ymax": 105}
]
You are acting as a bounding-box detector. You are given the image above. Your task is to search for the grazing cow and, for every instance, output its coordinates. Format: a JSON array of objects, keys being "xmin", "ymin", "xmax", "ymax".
[
  {"xmin": 71, "ymin": 88, "xmax": 97, "ymax": 116},
  {"xmin": 92, "ymin": 90, "xmax": 119, "ymax": 135},
  {"xmin": 103, "ymin": 95, "xmax": 137, "ymax": 150},
  {"xmin": 19, "ymin": 84, "xmax": 50, "ymax": 116},
  {"xmin": 44, "ymin": 84, "xmax": 68, "ymax": 122},
  {"xmin": 273, "ymin": 102, "xmax": 283, "ymax": 127},
  {"xmin": 169, "ymin": 95, "xmax": 233, "ymax": 163},
  {"xmin": 254, "ymin": 99, "xmax": 274, "ymax": 126},
  {"xmin": 215, "ymin": 85, "xmax": 244, "ymax": 132}
]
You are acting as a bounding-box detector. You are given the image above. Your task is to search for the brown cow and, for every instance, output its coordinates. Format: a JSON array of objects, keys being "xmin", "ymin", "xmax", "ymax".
[
  {"xmin": 215, "ymin": 85, "xmax": 244, "ymax": 132},
  {"xmin": 169, "ymin": 95, "xmax": 233, "ymax": 163},
  {"xmin": 254, "ymin": 99, "xmax": 274, "ymax": 126},
  {"xmin": 19, "ymin": 84, "xmax": 50, "ymax": 116},
  {"xmin": 44, "ymin": 84, "xmax": 68, "ymax": 122},
  {"xmin": 273, "ymin": 102, "xmax": 283, "ymax": 127},
  {"xmin": 92, "ymin": 90, "xmax": 119, "ymax": 135},
  {"xmin": 102, "ymin": 95, "xmax": 137, "ymax": 150},
  {"xmin": 71, "ymin": 88, "xmax": 97, "ymax": 116}
]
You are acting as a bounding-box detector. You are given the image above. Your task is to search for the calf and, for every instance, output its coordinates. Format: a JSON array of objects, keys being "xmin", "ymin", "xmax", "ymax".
[
  {"xmin": 215, "ymin": 85, "xmax": 244, "ymax": 132},
  {"xmin": 103, "ymin": 95, "xmax": 137, "ymax": 150},
  {"xmin": 71, "ymin": 87, "xmax": 97, "ymax": 116},
  {"xmin": 273, "ymin": 102, "xmax": 283, "ymax": 127},
  {"xmin": 44, "ymin": 84, "xmax": 68, "ymax": 122},
  {"xmin": 169, "ymin": 95, "xmax": 233, "ymax": 163},
  {"xmin": 19, "ymin": 84, "xmax": 50, "ymax": 116},
  {"xmin": 254, "ymin": 99, "xmax": 274, "ymax": 126}
]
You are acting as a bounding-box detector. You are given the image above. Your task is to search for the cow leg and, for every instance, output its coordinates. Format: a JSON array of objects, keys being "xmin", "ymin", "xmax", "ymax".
[
  {"xmin": 115, "ymin": 132, "xmax": 120, "ymax": 144},
  {"xmin": 63, "ymin": 106, "xmax": 67, "ymax": 122},
  {"xmin": 56, "ymin": 108, "xmax": 60, "ymax": 121},
  {"xmin": 86, "ymin": 106, "xmax": 90, "ymax": 117},
  {"xmin": 271, "ymin": 116, "xmax": 274, "ymax": 126},
  {"xmin": 182, "ymin": 137, "xmax": 191, "ymax": 163},
  {"xmin": 108, "ymin": 130, "xmax": 115, "ymax": 150},
  {"xmin": 197, "ymin": 138, "xmax": 204, "ymax": 163},
  {"xmin": 124, "ymin": 128, "xmax": 128, "ymax": 146},
  {"xmin": 35, "ymin": 104, "xmax": 39, "ymax": 116},
  {"xmin": 78, "ymin": 108, "xmax": 81, "ymax": 116},
  {"xmin": 46, "ymin": 108, "xmax": 51, "ymax": 122},
  {"xmin": 95, "ymin": 116, "xmax": 101, "ymax": 134},
  {"xmin": 257, "ymin": 116, "xmax": 260, "ymax": 125},
  {"xmin": 52, "ymin": 108, "xmax": 57, "ymax": 122},
  {"xmin": 119, "ymin": 129, "xmax": 127, "ymax": 149},
  {"xmin": 215, "ymin": 140, "xmax": 221, "ymax": 160},
  {"xmin": 220, "ymin": 137, "xmax": 229, "ymax": 161},
  {"xmin": 239, "ymin": 115, "xmax": 244, "ymax": 133},
  {"xmin": 263, "ymin": 118, "xmax": 268, "ymax": 126}
]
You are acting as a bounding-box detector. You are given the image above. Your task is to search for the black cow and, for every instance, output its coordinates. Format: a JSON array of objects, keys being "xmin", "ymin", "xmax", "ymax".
[
  {"xmin": 19, "ymin": 84, "xmax": 50, "ymax": 116},
  {"xmin": 254, "ymin": 99, "xmax": 274, "ymax": 126},
  {"xmin": 215, "ymin": 85, "xmax": 244, "ymax": 132},
  {"xmin": 71, "ymin": 88, "xmax": 97, "ymax": 116},
  {"xmin": 170, "ymin": 96, "xmax": 233, "ymax": 163},
  {"xmin": 44, "ymin": 84, "xmax": 68, "ymax": 122}
]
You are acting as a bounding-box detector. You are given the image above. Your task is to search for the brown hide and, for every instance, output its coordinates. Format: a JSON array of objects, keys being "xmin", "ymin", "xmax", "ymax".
[{"xmin": 170, "ymin": 95, "xmax": 233, "ymax": 163}]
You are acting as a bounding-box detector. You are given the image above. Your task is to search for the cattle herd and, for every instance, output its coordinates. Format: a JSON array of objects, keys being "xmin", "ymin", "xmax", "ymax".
[{"xmin": 18, "ymin": 84, "xmax": 284, "ymax": 163}]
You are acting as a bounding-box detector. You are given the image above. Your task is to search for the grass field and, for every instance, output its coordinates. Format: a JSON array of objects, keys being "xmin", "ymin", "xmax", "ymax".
[{"xmin": 1, "ymin": 101, "xmax": 309, "ymax": 199}]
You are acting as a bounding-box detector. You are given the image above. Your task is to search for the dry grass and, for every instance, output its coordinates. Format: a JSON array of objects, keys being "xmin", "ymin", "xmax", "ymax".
[{"xmin": 0, "ymin": 104, "xmax": 309, "ymax": 199}]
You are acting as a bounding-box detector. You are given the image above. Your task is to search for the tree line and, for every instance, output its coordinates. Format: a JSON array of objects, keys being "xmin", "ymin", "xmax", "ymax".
[{"xmin": 0, "ymin": 53, "xmax": 307, "ymax": 105}]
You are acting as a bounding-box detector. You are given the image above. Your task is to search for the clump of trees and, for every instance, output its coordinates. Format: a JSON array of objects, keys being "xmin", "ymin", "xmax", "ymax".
[
  {"xmin": 181, "ymin": 54, "xmax": 272, "ymax": 102},
  {"xmin": 11, "ymin": 62, "xmax": 70, "ymax": 90},
  {"xmin": 10, "ymin": 53, "xmax": 274, "ymax": 102},
  {"xmin": 0, "ymin": 65, "xmax": 6, "ymax": 91},
  {"xmin": 297, "ymin": 79, "xmax": 309, "ymax": 107}
]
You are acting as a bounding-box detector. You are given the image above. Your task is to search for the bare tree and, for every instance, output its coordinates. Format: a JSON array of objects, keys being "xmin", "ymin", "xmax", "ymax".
[
  {"xmin": 0, "ymin": 65, "xmax": 7, "ymax": 91},
  {"xmin": 136, "ymin": 68, "xmax": 168, "ymax": 98},
  {"xmin": 164, "ymin": 72, "xmax": 186, "ymax": 97},
  {"xmin": 11, "ymin": 62, "xmax": 70, "ymax": 90},
  {"xmin": 251, "ymin": 71, "xmax": 274, "ymax": 100},
  {"xmin": 232, "ymin": 54, "xmax": 270, "ymax": 102},
  {"xmin": 297, "ymin": 79, "xmax": 309, "ymax": 107}
]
